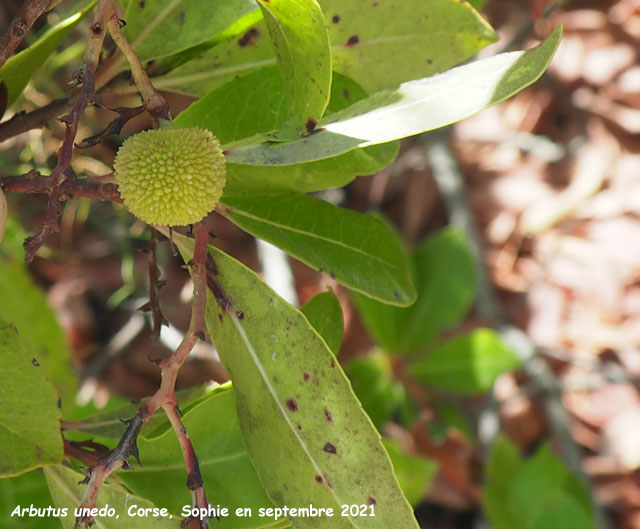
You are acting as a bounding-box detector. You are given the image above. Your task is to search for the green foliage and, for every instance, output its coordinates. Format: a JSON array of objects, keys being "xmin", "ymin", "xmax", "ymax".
[
  {"xmin": 225, "ymin": 27, "xmax": 562, "ymax": 166},
  {"xmin": 410, "ymin": 329, "xmax": 521, "ymax": 394},
  {"xmin": 257, "ymin": 0, "xmax": 331, "ymax": 139},
  {"xmin": 354, "ymin": 227, "xmax": 476, "ymax": 354},
  {"xmin": 485, "ymin": 437, "xmax": 598, "ymax": 529},
  {"xmin": 301, "ymin": 290, "xmax": 344, "ymax": 355},
  {"xmin": 174, "ymin": 233, "xmax": 421, "ymax": 529},
  {"xmin": 124, "ymin": 0, "xmax": 258, "ymax": 62},
  {"xmin": 0, "ymin": 470, "xmax": 54, "ymax": 528},
  {"xmin": 221, "ymin": 192, "xmax": 416, "ymax": 305},
  {"xmin": 0, "ymin": 320, "xmax": 63, "ymax": 476},
  {"xmin": 0, "ymin": 2, "xmax": 95, "ymax": 108}
]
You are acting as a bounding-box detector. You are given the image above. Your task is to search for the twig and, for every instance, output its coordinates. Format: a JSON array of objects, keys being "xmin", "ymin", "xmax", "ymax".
[
  {"xmin": 73, "ymin": 222, "xmax": 211, "ymax": 529},
  {"xmin": 105, "ymin": 13, "xmax": 170, "ymax": 121},
  {"xmin": 21, "ymin": 0, "xmax": 114, "ymax": 261},
  {"xmin": 0, "ymin": 170, "xmax": 121, "ymax": 202},
  {"xmin": 0, "ymin": 0, "xmax": 56, "ymax": 70},
  {"xmin": 147, "ymin": 230, "xmax": 168, "ymax": 342},
  {"xmin": 423, "ymin": 128, "xmax": 610, "ymax": 529},
  {"xmin": 76, "ymin": 104, "xmax": 145, "ymax": 148},
  {"xmin": 0, "ymin": 98, "xmax": 71, "ymax": 143}
]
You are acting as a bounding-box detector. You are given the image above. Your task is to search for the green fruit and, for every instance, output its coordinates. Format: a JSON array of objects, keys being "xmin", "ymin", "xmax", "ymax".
[{"xmin": 114, "ymin": 127, "xmax": 226, "ymax": 226}]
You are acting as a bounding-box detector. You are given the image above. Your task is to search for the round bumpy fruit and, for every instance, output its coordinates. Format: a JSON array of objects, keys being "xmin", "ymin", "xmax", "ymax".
[{"xmin": 114, "ymin": 127, "xmax": 226, "ymax": 226}]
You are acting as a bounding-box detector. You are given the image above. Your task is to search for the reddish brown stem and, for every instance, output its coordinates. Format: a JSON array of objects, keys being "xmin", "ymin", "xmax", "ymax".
[
  {"xmin": 0, "ymin": 98, "xmax": 71, "ymax": 144},
  {"xmin": 0, "ymin": 0, "xmax": 54, "ymax": 71},
  {"xmin": 21, "ymin": 0, "xmax": 114, "ymax": 261},
  {"xmin": 74, "ymin": 222, "xmax": 211, "ymax": 529}
]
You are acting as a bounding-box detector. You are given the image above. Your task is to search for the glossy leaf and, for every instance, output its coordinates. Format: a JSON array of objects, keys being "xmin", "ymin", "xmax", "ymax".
[
  {"xmin": 409, "ymin": 328, "xmax": 521, "ymax": 394},
  {"xmin": 301, "ymin": 290, "xmax": 344, "ymax": 355},
  {"xmin": 173, "ymin": 234, "xmax": 421, "ymax": 529},
  {"xmin": 117, "ymin": 385, "xmax": 280, "ymax": 528},
  {"xmin": 485, "ymin": 437, "xmax": 597, "ymax": 529},
  {"xmin": 354, "ymin": 227, "xmax": 475, "ymax": 354},
  {"xmin": 0, "ymin": 320, "xmax": 63, "ymax": 477},
  {"xmin": 124, "ymin": 0, "xmax": 258, "ymax": 62},
  {"xmin": 174, "ymin": 66, "xmax": 398, "ymax": 194},
  {"xmin": 157, "ymin": 0, "xmax": 496, "ymax": 96},
  {"xmin": 220, "ymin": 192, "xmax": 416, "ymax": 306},
  {"xmin": 225, "ymin": 27, "xmax": 562, "ymax": 166},
  {"xmin": 0, "ymin": 3, "xmax": 95, "ymax": 107},
  {"xmin": 320, "ymin": 0, "xmax": 496, "ymax": 93},
  {"xmin": 44, "ymin": 465, "xmax": 178, "ymax": 529},
  {"xmin": 382, "ymin": 438, "xmax": 438, "ymax": 507},
  {"xmin": 257, "ymin": 0, "xmax": 331, "ymax": 139}
]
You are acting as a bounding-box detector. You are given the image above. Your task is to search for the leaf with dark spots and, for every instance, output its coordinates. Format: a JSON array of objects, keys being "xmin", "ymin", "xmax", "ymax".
[
  {"xmin": 332, "ymin": 14, "xmax": 341, "ymax": 23},
  {"xmin": 305, "ymin": 118, "xmax": 317, "ymax": 133},
  {"xmin": 324, "ymin": 409, "xmax": 333, "ymax": 422},
  {"xmin": 346, "ymin": 35, "xmax": 359, "ymax": 46},
  {"xmin": 303, "ymin": 373, "xmax": 310, "ymax": 381},
  {"xmin": 32, "ymin": 358, "xmax": 40, "ymax": 366},
  {"xmin": 315, "ymin": 475, "xmax": 323, "ymax": 484},
  {"xmin": 368, "ymin": 497, "xmax": 377, "ymax": 505},
  {"xmin": 323, "ymin": 442, "xmax": 338, "ymax": 455},
  {"xmin": 286, "ymin": 399, "xmax": 298, "ymax": 412},
  {"xmin": 238, "ymin": 28, "xmax": 260, "ymax": 47},
  {"xmin": 138, "ymin": 1, "xmax": 145, "ymax": 8}
]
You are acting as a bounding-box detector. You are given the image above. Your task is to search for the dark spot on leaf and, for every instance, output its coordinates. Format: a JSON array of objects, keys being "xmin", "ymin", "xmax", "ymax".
[
  {"xmin": 272, "ymin": 376, "xmax": 279, "ymax": 383},
  {"xmin": 236, "ymin": 310, "xmax": 245, "ymax": 320},
  {"xmin": 286, "ymin": 399, "xmax": 298, "ymax": 412},
  {"xmin": 238, "ymin": 28, "xmax": 260, "ymax": 47},
  {"xmin": 329, "ymin": 271, "xmax": 336, "ymax": 279},
  {"xmin": 217, "ymin": 313, "xmax": 223, "ymax": 322},
  {"xmin": 427, "ymin": 59, "xmax": 433, "ymax": 64},
  {"xmin": 323, "ymin": 442, "xmax": 337, "ymax": 455},
  {"xmin": 57, "ymin": 399, "xmax": 62, "ymax": 409},
  {"xmin": 303, "ymin": 373, "xmax": 310, "ymax": 381},
  {"xmin": 305, "ymin": 118, "xmax": 317, "ymax": 133},
  {"xmin": 330, "ymin": 359, "xmax": 336, "ymax": 368},
  {"xmin": 343, "ymin": 89, "xmax": 350, "ymax": 100},
  {"xmin": 346, "ymin": 35, "xmax": 359, "ymax": 47},
  {"xmin": 373, "ymin": 1, "xmax": 379, "ymax": 5},
  {"xmin": 367, "ymin": 496, "xmax": 376, "ymax": 506},
  {"xmin": 393, "ymin": 290, "xmax": 400, "ymax": 299},
  {"xmin": 284, "ymin": 484, "xmax": 288, "ymax": 490},
  {"xmin": 178, "ymin": 11, "xmax": 186, "ymax": 25},
  {"xmin": 32, "ymin": 358, "xmax": 39, "ymax": 367},
  {"xmin": 332, "ymin": 14, "xmax": 340, "ymax": 23},
  {"xmin": 324, "ymin": 409, "xmax": 333, "ymax": 422},
  {"xmin": 297, "ymin": 424, "xmax": 302, "ymax": 430},
  {"xmin": 138, "ymin": 0, "xmax": 145, "ymax": 7},
  {"xmin": 315, "ymin": 475, "xmax": 323, "ymax": 483}
]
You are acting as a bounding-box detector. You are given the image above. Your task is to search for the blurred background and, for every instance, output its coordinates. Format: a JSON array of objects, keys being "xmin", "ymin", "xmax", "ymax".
[{"xmin": 1, "ymin": 0, "xmax": 640, "ymax": 528}]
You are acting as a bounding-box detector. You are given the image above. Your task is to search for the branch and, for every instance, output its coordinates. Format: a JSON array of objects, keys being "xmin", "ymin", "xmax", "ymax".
[
  {"xmin": 73, "ymin": 222, "xmax": 211, "ymax": 529},
  {"xmin": 20, "ymin": 0, "xmax": 114, "ymax": 261},
  {"xmin": 0, "ymin": 98, "xmax": 71, "ymax": 144},
  {"xmin": 0, "ymin": 0, "xmax": 55, "ymax": 70}
]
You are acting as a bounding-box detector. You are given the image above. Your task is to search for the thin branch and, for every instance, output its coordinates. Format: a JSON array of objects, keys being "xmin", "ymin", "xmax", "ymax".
[
  {"xmin": 0, "ymin": 0, "xmax": 54, "ymax": 70},
  {"xmin": 21, "ymin": 0, "xmax": 114, "ymax": 261},
  {"xmin": 73, "ymin": 222, "xmax": 211, "ymax": 529},
  {"xmin": 147, "ymin": 230, "xmax": 168, "ymax": 342},
  {"xmin": 105, "ymin": 13, "xmax": 170, "ymax": 121},
  {"xmin": 0, "ymin": 98, "xmax": 71, "ymax": 144}
]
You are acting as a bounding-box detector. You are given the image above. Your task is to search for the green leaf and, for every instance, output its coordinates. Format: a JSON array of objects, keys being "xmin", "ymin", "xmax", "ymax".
[
  {"xmin": 354, "ymin": 227, "xmax": 475, "ymax": 354},
  {"xmin": 257, "ymin": 0, "xmax": 331, "ymax": 139},
  {"xmin": 220, "ymin": 192, "xmax": 416, "ymax": 306},
  {"xmin": 0, "ymin": 248, "xmax": 76, "ymax": 418},
  {"xmin": 382, "ymin": 438, "xmax": 438, "ymax": 507},
  {"xmin": 409, "ymin": 328, "xmax": 521, "ymax": 394},
  {"xmin": 301, "ymin": 290, "xmax": 344, "ymax": 355},
  {"xmin": 44, "ymin": 465, "xmax": 179, "ymax": 529},
  {"xmin": 0, "ymin": 3, "xmax": 95, "ymax": 108},
  {"xmin": 156, "ymin": 0, "xmax": 496, "ymax": 96},
  {"xmin": 124, "ymin": 0, "xmax": 258, "ymax": 62},
  {"xmin": 485, "ymin": 437, "xmax": 597, "ymax": 529},
  {"xmin": 0, "ymin": 470, "xmax": 54, "ymax": 529},
  {"xmin": 467, "ymin": 0, "xmax": 489, "ymax": 10},
  {"xmin": 0, "ymin": 320, "xmax": 63, "ymax": 477},
  {"xmin": 173, "ymin": 234, "xmax": 421, "ymax": 529},
  {"xmin": 347, "ymin": 354, "xmax": 416, "ymax": 430},
  {"xmin": 116, "ymin": 385, "xmax": 280, "ymax": 528},
  {"xmin": 174, "ymin": 66, "xmax": 398, "ymax": 194},
  {"xmin": 320, "ymin": 0, "xmax": 496, "ymax": 93},
  {"xmin": 225, "ymin": 27, "xmax": 562, "ymax": 166}
]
